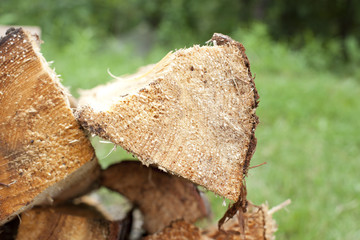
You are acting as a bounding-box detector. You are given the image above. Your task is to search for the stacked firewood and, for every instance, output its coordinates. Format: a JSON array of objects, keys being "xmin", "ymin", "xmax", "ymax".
[{"xmin": 0, "ymin": 28, "xmax": 288, "ymax": 239}]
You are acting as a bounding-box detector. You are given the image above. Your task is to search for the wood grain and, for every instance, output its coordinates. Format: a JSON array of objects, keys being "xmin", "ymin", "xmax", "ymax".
[
  {"xmin": 0, "ymin": 28, "xmax": 98, "ymax": 225},
  {"xmin": 77, "ymin": 33, "xmax": 259, "ymax": 201}
]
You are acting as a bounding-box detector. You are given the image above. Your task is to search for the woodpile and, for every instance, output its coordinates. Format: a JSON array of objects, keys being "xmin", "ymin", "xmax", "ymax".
[{"xmin": 0, "ymin": 27, "xmax": 288, "ymax": 239}]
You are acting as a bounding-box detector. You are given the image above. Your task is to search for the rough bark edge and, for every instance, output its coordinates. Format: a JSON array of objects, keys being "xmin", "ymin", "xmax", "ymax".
[
  {"xmin": 210, "ymin": 33, "xmax": 259, "ymax": 229},
  {"xmin": 210, "ymin": 33, "xmax": 259, "ymax": 177}
]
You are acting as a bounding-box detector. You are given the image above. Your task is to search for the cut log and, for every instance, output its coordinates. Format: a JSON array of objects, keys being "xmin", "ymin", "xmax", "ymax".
[
  {"xmin": 143, "ymin": 220, "xmax": 202, "ymax": 240},
  {"xmin": 77, "ymin": 33, "xmax": 259, "ymax": 201},
  {"xmin": 16, "ymin": 204, "xmax": 125, "ymax": 240},
  {"xmin": 0, "ymin": 28, "xmax": 99, "ymax": 225},
  {"xmin": 101, "ymin": 161, "xmax": 210, "ymax": 234}
]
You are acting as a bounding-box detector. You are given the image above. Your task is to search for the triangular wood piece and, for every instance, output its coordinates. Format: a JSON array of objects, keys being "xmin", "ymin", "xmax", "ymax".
[
  {"xmin": 16, "ymin": 204, "xmax": 124, "ymax": 240},
  {"xmin": 101, "ymin": 161, "xmax": 210, "ymax": 234},
  {"xmin": 77, "ymin": 33, "xmax": 259, "ymax": 201},
  {"xmin": 0, "ymin": 28, "xmax": 99, "ymax": 225}
]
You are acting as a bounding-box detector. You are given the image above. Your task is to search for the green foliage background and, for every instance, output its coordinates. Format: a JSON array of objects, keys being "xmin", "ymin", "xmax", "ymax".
[
  {"xmin": 1, "ymin": 1, "xmax": 359, "ymax": 239},
  {"xmin": 1, "ymin": 0, "xmax": 359, "ymax": 64}
]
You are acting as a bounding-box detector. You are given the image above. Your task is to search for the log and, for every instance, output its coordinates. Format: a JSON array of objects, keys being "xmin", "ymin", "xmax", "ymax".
[
  {"xmin": 101, "ymin": 161, "xmax": 210, "ymax": 234},
  {"xmin": 0, "ymin": 28, "xmax": 99, "ymax": 225},
  {"xmin": 16, "ymin": 204, "xmax": 125, "ymax": 240},
  {"xmin": 143, "ymin": 220, "xmax": 202, "ymax": 240},
  {"xmin": 77, "ymin": 33, "xmax": 259, "ymax": 201}
]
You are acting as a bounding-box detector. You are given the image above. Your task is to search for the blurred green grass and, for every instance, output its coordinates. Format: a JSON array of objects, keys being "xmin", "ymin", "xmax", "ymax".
[{"xmin": 41, "ymin": 27, "xmax": 360, "ymax": 240}]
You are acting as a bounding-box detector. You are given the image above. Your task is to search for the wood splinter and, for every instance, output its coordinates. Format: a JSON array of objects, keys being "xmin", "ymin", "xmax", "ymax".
[{"xmin": 144, "ymin": 201, "xmax": 283, "ymax": 239}]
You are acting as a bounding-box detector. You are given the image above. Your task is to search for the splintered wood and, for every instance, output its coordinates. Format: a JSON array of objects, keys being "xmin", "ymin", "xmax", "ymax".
[
  {"xmin": 203, "ymin": 203, "xmax": 278, "ymax": 240},
  {"xmin": 144, "ymin": 203, "xmax": 278, "ymax": 240},
  {"xmin": 101, "ymin": 161, "xmax": 210, "ymax": 234},
  {"xmin": 16, "ymin": 205, "xmax": 123, "ymax": 240},
  {"xmin": 0, "ymin": 28, "xmax": 98, "ymax": 225},
  {"xmin": 77, "ymin": 33, "xmax": 259, "ymax": 201}
]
